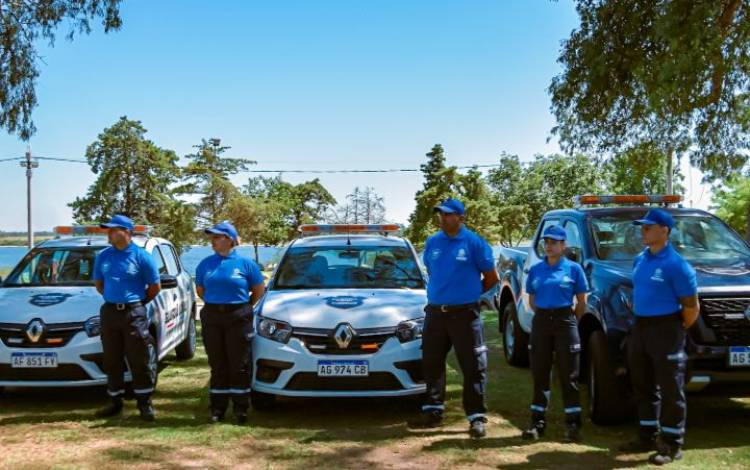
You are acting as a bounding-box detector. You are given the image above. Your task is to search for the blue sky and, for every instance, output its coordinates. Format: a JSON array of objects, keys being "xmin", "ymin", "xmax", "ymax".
[{"xmin": 0, "ymin": 0, "xmax": 710, "ymax": 231}]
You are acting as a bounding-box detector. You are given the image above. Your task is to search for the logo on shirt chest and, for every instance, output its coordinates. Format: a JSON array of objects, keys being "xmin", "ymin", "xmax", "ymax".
[
  {"xmin": 101, "ymin": 261, "xmax": 111, "ymax": 273},
  {"xmin": 455, "ymin": 248, "xmax": 468, "ymax": 261},
  {"xmin": 560, "ymin": 275, "xmax": 573, "ymax": 288},
  {"xmin": 125, "ymin": 262, "xmax": 139, "ymax": 276},
  {"xmin": 230, "ymin": 268, "xmax": 244, "ymax": 279},
  {"xmin": 650, "ymin": 268, "xmax": 665, "ymax": 282},
  {"xmin": 430, "ymin": 249, "xmax": 442, "ymax": 261}
]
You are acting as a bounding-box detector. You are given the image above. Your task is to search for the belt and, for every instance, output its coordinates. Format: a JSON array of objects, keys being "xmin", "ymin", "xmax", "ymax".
[
  {"xmin": 204, "ymin": 303, "xmax": 249, "ymax": 312},
  {"xmin": 105, "ymin": 301, "xmax": 144, "ymax": 311},
  {"xmin": 537, "ymin": 307, "xmax": 574, "ymax": 315},
  {"xmin": 635, "ymin": 312, "xmax": 681, "ymax": 325},
  {"xmin": 426, "ymin": 302, "xmax": 479, "ymax": 313}
]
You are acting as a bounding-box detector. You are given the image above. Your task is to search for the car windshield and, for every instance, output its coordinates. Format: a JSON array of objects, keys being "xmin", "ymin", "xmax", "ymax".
[
  {"xmin": 273, "ymin": 245, "xmax": 424, "ymax": 290},
  {"xmin": 3, "ymin": 247, "xmax": 103, "ymax": 287},
  {"xmin": 590, "ymin": 213, "xmax": 750, "ymax": 263}
]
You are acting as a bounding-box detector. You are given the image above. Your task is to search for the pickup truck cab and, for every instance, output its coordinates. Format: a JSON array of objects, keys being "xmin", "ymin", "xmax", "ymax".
[{"xmin": 496, "ymin": 195, "xmax": 750, "ymax": 424}]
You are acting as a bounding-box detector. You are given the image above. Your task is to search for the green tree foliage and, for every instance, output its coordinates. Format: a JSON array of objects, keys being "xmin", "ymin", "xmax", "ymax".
[
  {"xmin": 68, "ymin": 116, "xmax": 196, "ymax": 251},
  {"xmin": 181, "ymin": 138, "xmax": 255, "ymax": 225},
  {"xmin": 605, "ymin": 142, "xmax": 685, "ymax": 195},
  {"xmin": 0, "ymin": 0, "xmax": 123, "ymax": 139},
  {"xmin": 712, "ymin": 176, "xmax": 750, "ymax": 239},
  {"xmin": 550, "ymin": 0, "xmax": 750, "ymax": 187}
]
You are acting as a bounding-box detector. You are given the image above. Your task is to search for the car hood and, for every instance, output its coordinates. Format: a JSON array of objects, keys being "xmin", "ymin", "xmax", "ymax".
[
  {"xmin": 259, "ymin": 288, "xmax": 427, "ymax": 329},
  {"xmin": 593, "ymin": 258, "xmax": 750, "ymax": 290},
  {"xmin": 0, "ymin": 286, "xmax": 100, "ymax": 324}
]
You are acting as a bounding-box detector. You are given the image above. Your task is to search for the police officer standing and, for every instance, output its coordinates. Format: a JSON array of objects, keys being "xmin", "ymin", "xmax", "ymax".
[
  {"xmin": 521, "ymin": 225, "xmax": 588, "ymax": 442},
  {"xmin": 409, "ymin": 198, "xmax": 499, "ymax": 438},
  {"xmin": 196, "ymin": 221, "xmax": 265, "ymax": 424},
  {"xmin": 619, "ymin": 208, "xmax": 699, "ymax": 466},
  {"xmin": 93, "ymin": 215, "xmax": 161, "ymax": 421}
]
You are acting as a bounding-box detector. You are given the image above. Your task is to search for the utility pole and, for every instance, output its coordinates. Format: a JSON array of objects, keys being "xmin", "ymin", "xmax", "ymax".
[{"xmin": 20, "ymin": 148, "xmax": 38, "ymax": 249}]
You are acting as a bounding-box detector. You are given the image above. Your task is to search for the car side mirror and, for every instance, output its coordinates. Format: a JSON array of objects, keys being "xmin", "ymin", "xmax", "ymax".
[
  {"xmin": 565, "ymin": 247, "xmax": 582, "ymax": 264},
  {"xmin": 160, "ymin": 274, "xmax": 178, "ymax": 289}
]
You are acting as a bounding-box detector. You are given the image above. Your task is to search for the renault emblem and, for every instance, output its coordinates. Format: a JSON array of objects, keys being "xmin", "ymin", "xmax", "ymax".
[
  {"xmin": 333, "ymin": 323, "xmax": 356, "ymax": 349},
  {"xmin": 26, "ymin": 319, "xmax": 45, "ymax": 343}
]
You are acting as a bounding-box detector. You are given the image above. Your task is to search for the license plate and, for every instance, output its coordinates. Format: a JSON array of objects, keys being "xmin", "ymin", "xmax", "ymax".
[
  {"xmin": 729, "ymin": 347, "xmax": 750, "ymax": 367},
  {"xmin": 11, "ymin": 352, "xmax": 58, "ymax": 368},
  {"xmin": 317, "ymin": 360, "xmax": 369, "ymax": 377}
]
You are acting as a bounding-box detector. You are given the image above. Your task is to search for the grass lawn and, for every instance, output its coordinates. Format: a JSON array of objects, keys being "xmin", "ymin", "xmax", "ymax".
[{"xmin": 1, "ymin": 311, "xmax": 749, "ymax": 469}]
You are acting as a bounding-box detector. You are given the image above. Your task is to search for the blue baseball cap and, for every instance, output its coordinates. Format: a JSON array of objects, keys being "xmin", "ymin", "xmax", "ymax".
[
  {"xmin": 204, "ymin": 221, "xmax": 239, "ymax": 242},
  {"xmin": 542, "ymin": 224, "xmax": 567, "ymax": 241},
  {"xmin": 433, "ymin": 198, "xmax": 465, "ymax": 216},
  {"xmin": 100, "ymin": 214, "xmax": 135, "ymax": 231},
  {"xmin": 633, "ymin": 208, "xmax": 675, "ymax": 229}
]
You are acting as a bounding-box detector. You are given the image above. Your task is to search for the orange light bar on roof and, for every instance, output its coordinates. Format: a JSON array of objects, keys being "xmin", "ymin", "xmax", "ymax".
[
  {"xmin": 574, "ymin": 194, "xmax": 683, "ymax": 206},
  {"xmin": 54, "ymin": 225, "xmax": 152, "ymax": 236},
  {"xmin": 298, "ymin": 224, "xmax": 402, "ymax": 237}
]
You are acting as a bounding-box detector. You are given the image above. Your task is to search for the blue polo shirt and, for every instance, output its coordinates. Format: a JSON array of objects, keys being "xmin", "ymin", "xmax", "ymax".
[
  {"xmin": 195, "ymin": 250, "xmax": 264, "ymax": 304},
  {"xmin": 632, "ymin": 243, "xmax": 697, "ymax": 317},
  {"xmin": 423, "ymin": 226, "xmax": 495, "ymax": 305},
  {"xmin": 526, "ymin": 257, "xmax": 588, "ymax": 309},
  {"xmin": 93, "ymin": 243, "xmax": 160, "ymax": 304}
]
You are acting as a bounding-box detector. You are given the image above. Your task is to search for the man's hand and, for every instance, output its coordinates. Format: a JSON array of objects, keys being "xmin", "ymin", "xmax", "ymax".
[
  {"xmin": 481, "ymin": 269, "xmax": 499, "ymax": 293},
  {"xmin": 680, "ymin": 295, "xmax": 700, "ymax": 329}
]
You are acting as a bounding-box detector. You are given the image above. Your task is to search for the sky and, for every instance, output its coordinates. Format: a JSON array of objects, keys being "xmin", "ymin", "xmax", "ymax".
[{"xmin": 0, "ymin": 0, "xmax": 712, "ymax": 232}]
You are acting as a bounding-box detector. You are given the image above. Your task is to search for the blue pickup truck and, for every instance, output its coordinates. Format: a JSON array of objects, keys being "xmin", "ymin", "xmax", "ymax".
[{"xmin": 495, "ymin": 195, "xmax": 750, "ymax": 424}]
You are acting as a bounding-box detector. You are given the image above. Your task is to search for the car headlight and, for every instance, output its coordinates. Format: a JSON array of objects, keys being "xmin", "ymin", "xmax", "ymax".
[
  {"xmin": 257, "ymin": 317, "xmax": 293, "ymax": 343},
  {"xmin": 396, "ymin": 318, "xmax": 424, "ymax": 343},
  {"xmin": 618, "ymin": 286, "xmax": 634, "ymax": 313},
  {"xmin": 84, "ymin": 316, "xmax": 101, "ymax": 337}
]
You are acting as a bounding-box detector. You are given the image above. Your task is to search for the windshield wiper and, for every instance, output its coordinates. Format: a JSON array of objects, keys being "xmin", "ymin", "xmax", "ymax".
[{"xmin": 376, "ymin": 258, "xmax": 424, "ymax": 282}]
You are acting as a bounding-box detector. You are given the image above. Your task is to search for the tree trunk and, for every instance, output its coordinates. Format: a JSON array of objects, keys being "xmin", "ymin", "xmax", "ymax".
[
  {"xmin": 254, "ymin": 242, "xmax": 260, "ymax": 264},
  {"xmin": 665, "ymin": 148, "xmax": 674, "ymax": 194}
]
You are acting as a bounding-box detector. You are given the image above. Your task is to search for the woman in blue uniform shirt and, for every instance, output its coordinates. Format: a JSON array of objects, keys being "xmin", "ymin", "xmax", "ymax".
[
  {"xmin": 522, "ymin": 224, "xmax": 588, "ymax": 442},
  {"xmin": 196, "ymin": 221, "xmax": 265, "ymax": 424}
]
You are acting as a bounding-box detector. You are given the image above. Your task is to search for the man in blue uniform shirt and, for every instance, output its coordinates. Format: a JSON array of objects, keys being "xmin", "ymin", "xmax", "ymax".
[
  {"xmin": 620, "ymin": 208, "xmax": 699, "ymax": 465},
  {"xmin": 409, "ymin": 198, "xmax": 499, "ymax": 438},
  {"xmin": 93, "ymin": 214, "xmax": 162, "ymax": 421}
]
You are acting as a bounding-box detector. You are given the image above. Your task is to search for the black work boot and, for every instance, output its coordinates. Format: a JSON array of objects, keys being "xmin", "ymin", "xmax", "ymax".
[
  {"xmin": 649, "ymin": 438, "xmax": 683, "ymax": 465},
  {"xmin": 618, "ymin": 436, "xmax": 657, "ymax": 453},
  {"xmin": 209, "ymin": 409, "xmax": 225, "ymax": 423},
  {"xmin": 563, "ymin": 422, "xmax": 581, "ymax": 443},
  {"xmin": 234, "ymin": 410, "xmax": 249, "ymax": 425},
  {"xmin": 137, "ymin": 400, "xmax": 156, "ymax": 422},
  {"xmin": 521, "ymin": 419, "xmax": 546, "ymax": 440},
  {"xmin": 95, "ymin": 397, "xmax": 123, "ymax": 418},
  {"xmin": 408, "ymin": 410, "xmax": 444, "ymax": 429},
  {"xmin": 469, "ymin": 417, "xmax": 487, "ymax": 438}
]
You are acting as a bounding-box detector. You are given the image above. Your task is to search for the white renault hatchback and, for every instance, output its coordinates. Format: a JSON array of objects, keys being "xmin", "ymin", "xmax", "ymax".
[
  {"xmin": 251, "ymin": 224, "xmax": 427, "ymax": 409},
  {"xmin": 0, "ymin": 226, "xmax": 197, "ymax": 391}
]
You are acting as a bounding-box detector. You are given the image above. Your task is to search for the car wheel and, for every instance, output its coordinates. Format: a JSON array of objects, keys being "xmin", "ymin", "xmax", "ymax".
[
  {"xmin": 587, "ymin": 329, "xmax": 628, "ymax": 425},
  {"xmin": 175, "ymin": 316, "xmax": 197, "ymax": 360},
  {"xmin": 502, "ymin": 302, "xmax": 529, "ymax": 367},
  {"xmin": 251, "ymin": 390, "xmax": 276, "ymax": 411}
]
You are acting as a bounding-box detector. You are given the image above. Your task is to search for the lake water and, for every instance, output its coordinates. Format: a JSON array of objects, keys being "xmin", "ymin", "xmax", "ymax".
[{"xmin": 0, "ymin": 245, "xmax": 283, "ymax": 276}]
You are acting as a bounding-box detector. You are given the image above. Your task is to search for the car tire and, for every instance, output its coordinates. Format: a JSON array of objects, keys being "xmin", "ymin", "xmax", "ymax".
[
  {"xmin": 587, "ymin": 329, "xmax": 629, "ymax": 425},
  {"xmin": 175, "ymin": 316, "xmax": 197, "ymax": 360},
  {"xmin": 251, "ymin": 390, "xmax": 276, "ymax": 411},
  {"xmin": 502, "ymin": 302, "xmax": 529, "ymax": 367}
]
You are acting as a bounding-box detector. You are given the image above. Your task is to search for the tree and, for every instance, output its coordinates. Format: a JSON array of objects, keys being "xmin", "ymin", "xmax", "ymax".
[
  {"xmin": 181, "ymin": 138, "xmax": 255, "ymax": 225},
  {"xmin": 218, "ymin": 182, "xmax": 269, "ymax": 263},
  {"xmin": 405, "ymin": 144, "xmax": 453, "ymax": 246},
  {"xmin": 550, "ymin": 0, "xmax": 750, "ymax": 191},
  {"xmin": 712, "ymin": 176, "xmax": 750, "ymax": 240},
  {"xmin": 68, "ymin": 116, "xmax": 196, "ymax": 251},
  {"xmin": 327, "ymin": 186, "xmax": 386, "ymax": 224},
  {"xmin": 605, "ymin": 142, "xmax": 685, "ymax": 195},
  {"xmin": 0, "ymin": 0, "xmax": 123, "ymax": 139}
]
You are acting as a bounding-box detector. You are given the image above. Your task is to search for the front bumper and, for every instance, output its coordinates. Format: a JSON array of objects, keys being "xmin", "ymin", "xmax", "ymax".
[
  {"xmin": 0, "ymin": 331, "xmax": 115, "ymax": 387},
  {"xmin": 252, "ymin": 334, "xmax": 426, "ymax": 397},
  {"xmin": 686, "ymin": 343, "xmax": 750, "ymax": 391}
]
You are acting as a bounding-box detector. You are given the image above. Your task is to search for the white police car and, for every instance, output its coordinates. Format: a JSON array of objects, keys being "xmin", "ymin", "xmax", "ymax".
[
  {"xmin": 0, "ymin": 225, "xmax": 197, "ymax": 390},
  {"xmin": 251, "ymin": 224, "xmax": 427, "ymax": 408}
]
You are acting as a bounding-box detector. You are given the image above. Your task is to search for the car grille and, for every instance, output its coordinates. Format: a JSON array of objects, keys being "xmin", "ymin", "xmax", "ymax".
[
  {"xmin": 291, "ymin": 326, "xmax": 396, "ymax": 355},
  {"xmin": 699, "ymin": 297, "xmax": 750, "ymax": 346},
  {"xmin": 0, "ymin": 364, "xmax": 91, "ymax": 381},
  {"xmin": 284, "ymin": 372, "xmax": 403, "ymax": 391},
  {"xmin": 0, "ymin": 322, "xmax": 85, "ymax": 348}
]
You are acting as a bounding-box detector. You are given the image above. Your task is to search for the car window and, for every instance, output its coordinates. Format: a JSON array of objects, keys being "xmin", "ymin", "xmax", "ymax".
[
  {"xmin": 535, "ymin": 219, "xmax": 560, "ymax": 259},
  {"xmin": 4, "ymin": 248, "xmax": 102, "ymax": 286},
  {"xmin": 563, "ymin": 220, "xmax": 583, "ymax": 263},
  {"xmin": 159, "ymin": 243, "xmax": 180, "ymax": 275},
  {"xmin": 152, "ymin": 246, "xmax": 168, "ymax": 275},
  {"xmin": 273, "ymin": 245, "xmax": 424, "ymax": 290}
]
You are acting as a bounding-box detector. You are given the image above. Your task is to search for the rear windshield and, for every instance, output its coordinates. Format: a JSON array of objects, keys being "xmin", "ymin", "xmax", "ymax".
[
  {"xmin": 273, "ymin": 245, "xmax": 424, "ymax": 290},
  {"xmin": 4, "ymin": 248, "xmax": 103, "ymax": 287}
]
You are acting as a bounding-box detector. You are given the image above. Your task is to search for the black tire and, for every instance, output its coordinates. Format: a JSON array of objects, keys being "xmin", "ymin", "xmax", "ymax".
[
  {"xmin": 175, "ymin": 317, "xmax": 197, "ymax": 360},
  {"xmin": 251, "ymin": 390, "xmax": 276, "ymax": 411},
  {"xmin": 502, "ymin": 302, "xmax": 529, "ymax": 367},
  {"xmin": 587, "ymin": 329, "xmax": 629, "ymax": 425}
]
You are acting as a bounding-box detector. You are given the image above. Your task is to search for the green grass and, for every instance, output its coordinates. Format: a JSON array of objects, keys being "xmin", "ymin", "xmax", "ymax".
[{"xmin": 1, "ymin": 311, "xmax": 749, "ymax": 469}]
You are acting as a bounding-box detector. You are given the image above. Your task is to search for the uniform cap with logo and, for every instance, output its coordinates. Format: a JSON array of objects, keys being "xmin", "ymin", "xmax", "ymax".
[
  {"xmin": 632, "ymin": 208, "xmax": 675, "ymax": 229},
  {"xmin": 204, "ymin": 221, "xmax": 239, "ymax": 242},
  {"xmin": 99, "ymin": 214, "xmax": 135, "ymax": 231},
  {"xmin": 542, "ymin": 224, "xmax": 567, "ymax": 241},
  {"xmin": 433, "ymin": 198, "xmax": 465, "ymax": 216}
]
